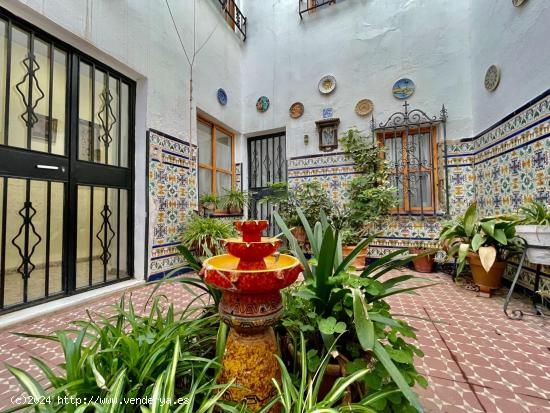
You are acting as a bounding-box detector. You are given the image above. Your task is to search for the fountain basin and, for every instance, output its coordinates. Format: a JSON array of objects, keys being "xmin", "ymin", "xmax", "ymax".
[
  {"xmin": 222, "ymin": 237, "xmax": 282, "ymax": 263},
  {"xmin": 203, "ymin": 254, "xmax": 302, "ymax": 293}
]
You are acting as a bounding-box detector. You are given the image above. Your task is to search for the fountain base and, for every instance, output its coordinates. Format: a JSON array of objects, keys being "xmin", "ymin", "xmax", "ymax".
[{"xmin": 219, "ymin": 327, "xmax": 280, "ymax": 412}]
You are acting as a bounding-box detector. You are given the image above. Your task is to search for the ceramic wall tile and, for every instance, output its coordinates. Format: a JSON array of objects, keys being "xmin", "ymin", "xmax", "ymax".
[{"xmin": 147, "ymin": 129, "xmax": 197, "ymax": 279}]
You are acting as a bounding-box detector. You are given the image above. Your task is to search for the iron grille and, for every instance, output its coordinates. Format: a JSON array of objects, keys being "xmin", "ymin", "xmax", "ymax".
[{"xmin": 371, "ymin": 101, "xmax": 449, "ymax": 218}]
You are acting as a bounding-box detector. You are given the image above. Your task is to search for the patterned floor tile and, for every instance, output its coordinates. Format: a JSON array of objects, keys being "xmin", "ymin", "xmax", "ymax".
[{"xmin": 0, "ymin": 271, "xmax": 548, "ymax": 412}]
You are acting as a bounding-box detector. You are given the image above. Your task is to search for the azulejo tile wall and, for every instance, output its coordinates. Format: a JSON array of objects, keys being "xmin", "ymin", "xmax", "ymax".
[
  {"xmin": 147, "ymin": 129, "xmax": 197, "ymax": 280},
  {"xmin": 286, "ymin": 91, "xmax": 550, "ymax": 292}
]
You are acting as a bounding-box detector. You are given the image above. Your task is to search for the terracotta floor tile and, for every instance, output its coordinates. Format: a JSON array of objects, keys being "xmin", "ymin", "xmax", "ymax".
[{"xmin": 0, "ymin": 271, "xmax": 549, "ymax": 412}]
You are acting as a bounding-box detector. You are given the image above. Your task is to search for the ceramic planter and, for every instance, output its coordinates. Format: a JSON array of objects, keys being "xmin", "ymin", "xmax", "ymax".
[
  {"xmin": 515, "ymin": 225, "xmax": 550, "ymax": 265},
  {"xmin": 467, "ymin": 252, "xmax": 506, "ymax": 294},
  {"xmin": 342, "ymin": 245, "xmax": 368, "ymax": 270},
  {"xmin": 409, "ymin": 248, "xmax": 435, "ymax": 273}
]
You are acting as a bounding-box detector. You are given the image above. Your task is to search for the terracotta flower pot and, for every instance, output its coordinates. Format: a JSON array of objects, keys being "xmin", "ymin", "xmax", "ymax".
[
  {"xmin": 467, "ymin": 252, "xmax": 506, "ymax": 294},
  {"xmin": 342, "ymin": 245, "xmax": 368, "ymax": 270},
  {"xmin": 409, "ymin": 248, "xmax": 435, "ymax": 273}
]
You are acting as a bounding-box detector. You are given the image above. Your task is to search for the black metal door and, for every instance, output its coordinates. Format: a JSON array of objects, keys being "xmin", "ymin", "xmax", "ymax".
[
  {"xmin": 0, "ymin": 8, "xmax": 134, "ymax": 313},
  {"xmin": 247, "ymin": 133, "xmax": 287, "ymax": 236}
]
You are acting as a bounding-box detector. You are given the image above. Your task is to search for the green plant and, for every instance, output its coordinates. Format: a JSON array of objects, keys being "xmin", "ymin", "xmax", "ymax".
[
  {"xmin": 275, "ymin": 209, "xmax": 433, "ymax": 412},
  {"xmin": 6, "ymin": 296, "xmax": 228, "ymax": 412},
  {"xmin": 268, "ymin": 332, "xmax": 402, "ymax": 413},
  {"xmin": 439, "ymin": 202, "xmax": 522, "ymax": 275},
  {"xmin": 259, "ymin": 181, "xmax": 332, "ymax": 228},
  {"xmin": 181, "ymin": 213, "xmax": 236, "ymax": 256},
  {"xmin": 199, "ymin": 193, "xmax": 218, "ymax": 208},
  {"xmin": 219, "ymin": 189, "xmax": 247, "ymax": 212},
  {"xmin": 338, "ymin": 129, "xmax": 397, "ymax": 242},
  {"xmin": 518, "ymin": 201, "xmax": 550, "ymax": 225}
]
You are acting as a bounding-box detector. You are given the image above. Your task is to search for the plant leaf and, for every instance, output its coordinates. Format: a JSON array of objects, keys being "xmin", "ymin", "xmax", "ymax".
[
  {"xmin": 478, "ymin": 246, "xmax": 496, "ymax": 272},
  {"xmin": 463, "ymin": 203, "xmax": 477, "ymax": 237},
  {"xmin": 373, "ymin": 342, "xmax": 424, "ymax": 412},
  {"xmin": 471, "ymin": 233, "xmax": 485, "ymax": 252},
  {"xmin": 352, "ymin": 288, "xmax": 375, "ymax": 350}
]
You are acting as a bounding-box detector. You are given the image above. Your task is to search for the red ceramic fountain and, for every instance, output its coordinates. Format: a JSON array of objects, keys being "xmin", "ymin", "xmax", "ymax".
[{"xmin": 203, "ymin": 220, "xmax": 303, "ymax": 411}]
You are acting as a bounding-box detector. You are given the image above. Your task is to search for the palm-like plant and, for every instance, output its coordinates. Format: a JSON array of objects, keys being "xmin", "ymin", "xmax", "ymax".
[{"xmin": 274, "ymin": 209, "xmax": 433, "ymax": 413}]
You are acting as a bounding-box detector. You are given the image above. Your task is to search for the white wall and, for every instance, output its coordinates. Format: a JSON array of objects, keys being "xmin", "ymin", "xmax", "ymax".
[
  {"xmin": 240, "ymin": 0, "xmax": 473, "ymax": 161},
  {"xmin": 470, "ymin": 0, "xmax": 550, "ymax": 134},
  {"xmin": 2, "ymin": 0, "xmax": 246, "ymax": 279}
]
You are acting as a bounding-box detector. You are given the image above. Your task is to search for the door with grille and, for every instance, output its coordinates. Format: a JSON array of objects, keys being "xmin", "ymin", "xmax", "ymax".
[
  {"xmin": 0, "ymin": 8, "xmax": 134, "ymax": 313},
  {"xmin": 247, "ymin": 132, "xmax": 287, "ymax": 236}
]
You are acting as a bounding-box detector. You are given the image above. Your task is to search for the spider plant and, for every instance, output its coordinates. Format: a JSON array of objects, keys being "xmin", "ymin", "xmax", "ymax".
[{"xmin": 5, "ymin": 296, "xmax": 226, "ymax": 412}]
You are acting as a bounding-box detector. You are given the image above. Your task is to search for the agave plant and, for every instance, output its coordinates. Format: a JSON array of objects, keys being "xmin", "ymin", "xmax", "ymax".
[{"xmin": 274, "ymin": 209, "xmax": 433, "ymax": 413}]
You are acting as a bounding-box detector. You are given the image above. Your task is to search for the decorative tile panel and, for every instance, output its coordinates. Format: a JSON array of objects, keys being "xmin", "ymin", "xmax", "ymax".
[
  {"xmin": 147, "ymin": 129, "xmax": 197, "ymax": 279},
  {"xmin": 284, "ymin": 92, "xmax": 550, "ymax": 292}
]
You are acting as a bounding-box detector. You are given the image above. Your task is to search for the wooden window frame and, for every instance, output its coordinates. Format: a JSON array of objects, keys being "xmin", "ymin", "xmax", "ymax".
[
  {"xmin": 377, "ymin": 126, "xmax": 438, "ymax": 214},
  {"xmin": 197, "ymin": 116, "xmax": 236, "ymax": 196}
]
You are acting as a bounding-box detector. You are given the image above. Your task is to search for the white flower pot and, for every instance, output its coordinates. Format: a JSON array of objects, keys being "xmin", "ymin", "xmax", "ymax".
[{"xmin": 515, "ymin": 225, "xmax": 550, "ymax": 265}]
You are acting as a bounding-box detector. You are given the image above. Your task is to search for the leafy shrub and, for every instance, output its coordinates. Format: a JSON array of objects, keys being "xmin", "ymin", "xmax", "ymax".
[
  {"xmin": 275, "ymin": 209, "xmax": 432, "ymax": 412},
  {"xmin": 181, "ymin": 213, "xmax": 236, "ymax": 256},
  {"xmin": 7, "ymin": 296, "xmax": 227, "ymax": 412}
]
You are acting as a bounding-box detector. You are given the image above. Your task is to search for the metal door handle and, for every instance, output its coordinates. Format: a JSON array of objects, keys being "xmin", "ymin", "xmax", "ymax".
[{"xmin": 36, "ymin": 165, "xmax": 60, "ymax": 170}]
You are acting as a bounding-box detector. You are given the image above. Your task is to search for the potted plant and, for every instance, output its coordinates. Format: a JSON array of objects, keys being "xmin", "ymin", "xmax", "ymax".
[
  {"xmin": 199, "ymin": 193, "xmax": 218, "ymax": 214},
  {"xmin": 259, "ymin": 181, "xmax": 332, "ymax": 246},
  {"xmin": 516, "ymin": 201, "xmax": 550, "ymax": 265},
  {"xmin": 409, "ymin": 242, "xmax": 437, "ymax": 273},
  {"xmin": 335, "ymin": 129, "xmax": 398, "ymax": 269},
  {"xmin": 220, "ymin": 189, "xmax": 246, "ymax": 214},
  {"xmin": 275, "ymin": 209, "xmax": 431, "ymax": 412},
  {"xmin": 181, "ymin": 212, "xmax": 237, "ymax": 256},
  {"xmin": 439, "ymin": 203, "xmax": 522, "ymax": 294}
]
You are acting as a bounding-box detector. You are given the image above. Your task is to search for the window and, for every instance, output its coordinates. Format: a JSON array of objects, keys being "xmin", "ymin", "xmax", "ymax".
[
  {"xmin": 197, "ymin": 117, "xmax": 235, "ymax": 196},
  {"xmin": 378, "ymin": 127, "xmax": 438, "ymax": 214}
]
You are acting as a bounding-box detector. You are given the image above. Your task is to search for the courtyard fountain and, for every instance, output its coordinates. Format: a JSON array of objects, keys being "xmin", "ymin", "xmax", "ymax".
[{"xmin": 203, "ymin": 220, "xmax": 303, "ymax": 411}]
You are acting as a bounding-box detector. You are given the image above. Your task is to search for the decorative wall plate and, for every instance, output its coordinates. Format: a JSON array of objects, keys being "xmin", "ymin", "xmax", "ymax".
[
  {"xmin": 355, "ymin": 99, "xmax": 374, "ymax": 116},
  {"xmin": 484, "ymin": 65, "xmax": 500, "ymax": 91},
  {"xmin": 392, "ymin": 78, "xmax": 415, "ymax": 99},
  {"xmin": 318, "ymin": 75, "xmax": 336, "ymax": 94},
  {"xmin": 512, "ymin": 0, "xmax": 527, "ymax": 6},
  {"xmin": 217, "ymin": 88, "xmax": 227, "ymax": 105},
  {"xmin": 256, "ymin": 96, "xmax": 270, "ymax": 112},
  {"xmin": 289, "ymin": 102, "xmax": 304, "ymax": 118}
]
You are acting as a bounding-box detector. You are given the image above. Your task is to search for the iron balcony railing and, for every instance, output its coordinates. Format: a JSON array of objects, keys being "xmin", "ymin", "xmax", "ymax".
[
  {"xmin": 218, "ymin": 0, "xmax": 247, "ymax": 41},
  {"xmin": 299, "ymin": 0, "xmax": 338, "ymax": 18}
]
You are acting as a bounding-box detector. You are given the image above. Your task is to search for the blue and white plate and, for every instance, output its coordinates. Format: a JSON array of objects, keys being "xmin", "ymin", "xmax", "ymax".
[
  {"xmin": 217, "ymin": 88, "xmax": 228, "ymax": 105},
  {"xmin": 392, "ymin": 78, "xmax": 415, "ymax": 99}
]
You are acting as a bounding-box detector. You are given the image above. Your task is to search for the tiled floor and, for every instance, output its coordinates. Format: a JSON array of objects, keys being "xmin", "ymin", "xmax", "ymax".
[{"xmin": 0, "ymin": 272, "xmax": 549, "ymax": 412}]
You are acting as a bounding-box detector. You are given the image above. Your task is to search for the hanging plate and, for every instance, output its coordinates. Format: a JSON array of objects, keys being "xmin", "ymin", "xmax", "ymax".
[
  {"xmin": 484, "ymin": 65, "xmax": 500, "ymax": 91},
  {"xmin": 392, "ymin": 78, "xmax": 415, "ymax": 99},
  {"xmin": 512, "ymin": 0, "xmax": 528, "ymax": 6},
  {"xmin": 318, "ymin": 75, "xmax": 336, "ymax": 94},
  {"xmin": 256, "ymin": 96, "xmax": 270, "ymax": 112},
  {"xmin": 289, "ymin": 102, "xmax": 304, "ymax": 118},
  {"xmin": 217, "ymin": 88, "xmax": 227, "ymax": 105},
  {"xmin": 355, "ymin": 99, "xmax": 374, "ymax": 116}
]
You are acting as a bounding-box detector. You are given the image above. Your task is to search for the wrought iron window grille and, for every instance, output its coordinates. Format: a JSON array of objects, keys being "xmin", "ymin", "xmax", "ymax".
[
  {"xmin": 218, "ymin": 0, "xmax": 247, "ymax": 41},
  {"xmin": 299, "ymin": 0, "xmax": 339, "ymax": 18},
  {"xmin": 371, "ymin": 101, "xmax": 449, "ymax": 218}
]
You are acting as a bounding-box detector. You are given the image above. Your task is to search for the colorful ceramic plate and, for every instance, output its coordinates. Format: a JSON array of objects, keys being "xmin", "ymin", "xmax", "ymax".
[
  {"xmin": 256, "ymin": 96, "xmax": 270, "ymax": 112},
  {"xmin": 318, "ymin": 75, "xmax": 336, "ymax": 94},
  {"xmin": 217, "ymin": 88, "xmax": 227, "ymax": 105},
  {"xmin": 289, "ymin": 102, "xmax": 304, "ymax": 118},
  {"xmin": 484, "ymin": 65, "xmax": 500, "ymax": 91},
  {"xmin": 392, "ymin": 78, "xmax": 415, "ymax": 99},
  {"xmin": 355, "ymin": 99, "xmax": 374, "ymax": 116}
]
